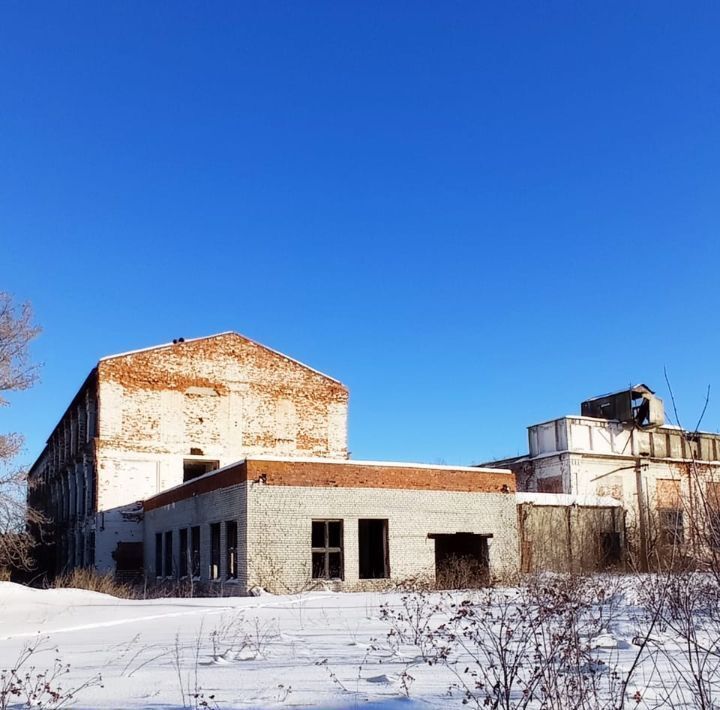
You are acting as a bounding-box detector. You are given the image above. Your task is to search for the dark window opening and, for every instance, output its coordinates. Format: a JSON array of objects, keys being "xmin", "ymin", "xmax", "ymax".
[
  {"xmin": 190, "ymin": 526, "xmax": 201, "ymax": 577},
  {"xmin": 155, "ymin": 533, "xmax": 163, "ymax": 578},
  {"xmin": 87, "ymin": 531, "xmax": 95, "ymax": 567},
  {"xmin": 431, "ymin": 533, "xmax": 490, "ymax": 589},
  {"xmin": 311, "ymin": 520, "xmax": 343, "ymax": 579},
  {"xmin": 113, "ymin": 542, "xmax": 143, "ymax": 576},
  {"xmin": 210, "ymin": 523, "xmax": 221, "ymax": 580},
  {"xmin": 183, "ymin": 459, "xmax": 219, "ymax": 483},
  {"xmin": 659, "ymin": 510, "xmax": 684, "ymax": 546},
  {"xmin": 164, "ymin": 531, "xmax": 173, "ymax": 577},
  {"xmin": 359, "ymin": 519, "xmax": 389, "ymax": 579},
  {"xmin": 179, "ymin": 528, "xmax": 188, "ymax": 577},
  {"xmin": 226, "ymin": 521, "xmax": 237, "ymax": 580}
]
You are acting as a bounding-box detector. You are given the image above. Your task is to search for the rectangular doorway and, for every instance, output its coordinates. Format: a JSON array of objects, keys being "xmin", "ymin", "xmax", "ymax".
[{"xmin": 431, "ymin": 533, "xmax": 490, "ymax": 588}]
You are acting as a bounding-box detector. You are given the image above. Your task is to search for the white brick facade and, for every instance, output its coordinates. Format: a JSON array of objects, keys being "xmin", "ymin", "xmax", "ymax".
[{"xmin": 143, "ymin": 462, "xmax": 520, "ymax": 593}]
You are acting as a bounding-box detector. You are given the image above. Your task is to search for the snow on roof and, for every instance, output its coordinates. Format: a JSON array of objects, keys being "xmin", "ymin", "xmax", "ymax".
[
  {"xmin": 99, "ymin": 331, "xmax": 345, "ymax": 386},
  {"xmin": 516, "ymin": 492, "xmax": 622, "ymax": 507},
  {"xmin": 245, "ymin": 454, "xmax": 513, "ymax": 474}
]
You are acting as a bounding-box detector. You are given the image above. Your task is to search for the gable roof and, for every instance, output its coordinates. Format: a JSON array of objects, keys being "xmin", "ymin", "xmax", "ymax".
[{"xmin": 99, "ymin": 331, "xmax": 346, "ymax": 387}]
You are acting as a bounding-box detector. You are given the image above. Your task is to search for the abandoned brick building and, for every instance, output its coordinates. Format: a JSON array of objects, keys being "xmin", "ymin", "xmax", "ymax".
[
  {"xmin": 27, "ymin": 332, "xmax": 519, "ymax": 587},
  {"xmin": 27, "ymin": 332, "xmax": 349, "ymax": 577},
  {"xmin": 484, "ymin": 385, "xmax": 720, "ymax": 569}
]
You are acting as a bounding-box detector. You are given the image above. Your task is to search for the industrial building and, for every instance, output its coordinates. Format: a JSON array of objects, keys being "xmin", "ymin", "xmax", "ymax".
[
  {"xmin": 484, "ymin": 385, "xmax": 720, "ymax": 569},
  {"xmin": 27, "ymin": 332, "xmax": 520, "ymax": 587}
]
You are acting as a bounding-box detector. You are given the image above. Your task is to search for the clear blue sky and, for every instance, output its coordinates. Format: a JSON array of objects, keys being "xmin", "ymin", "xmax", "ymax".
[{"xmin": 2, "ymin": 2, "xmax": 720, "ymax": 467}]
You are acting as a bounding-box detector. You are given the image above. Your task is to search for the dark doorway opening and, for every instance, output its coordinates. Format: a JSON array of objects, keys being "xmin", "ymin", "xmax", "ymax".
[
  {"xmin": 112, "ymin": 541, "xmax": 143, "ymax": 581},
  {"xmin": 431, "ymin": 533, "xmax": 490, "ymax": 588},
  {"xmin": 600, "ymin": 532, "xmax": 622, "ymax": 568},
  {"xmin": 359, "ymin": 519, "xmax": 389, "ymax": 579}
]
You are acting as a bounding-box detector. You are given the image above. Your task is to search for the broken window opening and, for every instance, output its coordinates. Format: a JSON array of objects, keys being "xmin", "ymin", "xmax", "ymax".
[
  {"xmin": 179, "ymin": 528, "xmax": 188, "ymax": 578},
  {"xmin": 431, "ymin": 533, "xmax": 490, "ymax": 589},
  {"xmin": 164, "ymin": 531, "xmax": 173, "ymax": 577},
  {"xmin": 190, "ymin": 526, "xmax": 201, "ymax": 578},
  {"xmin": 358, "ymin": 519, "xmax": 389, "ymax": 579},
  {"xmin": 155, "ymin": 533, "xmax": 163, "ymax": 578},
  {"xmin": 113, "ymin": 542, "xmax": 143, "ymax": 578},
  {"xmin": 210, "ymin": 523, "xmax": 221, "ymax": 580},
  {"xmin": 226, "ymin": 521, "xmax": 238, "ymax": 580},
  {"xmin": 311, "ymin": 520, "xmax": 344, "ymax": 580},
  {"xmin": 183, "ymin": 459, "xmax": 220, "ymax": 483},
  {"xmin": 659, "ymin": 510, "xmax": 684, "ymax": 547}
]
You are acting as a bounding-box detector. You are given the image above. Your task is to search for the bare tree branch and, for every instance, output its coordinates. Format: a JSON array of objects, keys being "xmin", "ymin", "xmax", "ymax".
[{"xmin": 0, "ymin": 291, "xmax": 42, "ymax": 572}]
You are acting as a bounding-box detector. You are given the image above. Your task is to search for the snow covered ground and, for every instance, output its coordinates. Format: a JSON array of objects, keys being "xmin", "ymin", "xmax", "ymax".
[
  {"xmin": 0, "ymin": 577, "xmax": 716, "ymax": 709},
  {"xmin": 0, "ymin": 583, "xmax": 444, "ymax": 709}
]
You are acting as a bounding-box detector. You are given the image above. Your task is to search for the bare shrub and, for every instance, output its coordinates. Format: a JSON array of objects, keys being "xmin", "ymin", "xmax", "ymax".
[
  {"xmin": 52, "ymin": 568, "xmax": 136, "ymax": 599},
  {"xmin": 435, "ymin": 554, "xmax": 490, "ymax": 590},
  {"xmin": 143, "ymin": 576, "xmax": 200, "ymax": 599},
  {"xmin": 378, "ymin": 574, "xmax": 637, "ymax": 709},
  {"xmin": 0, "ymin": 637, "xmax": 102, "ymax": 710},
  {"xmin": 638, "ymin": 571, "xmax": 720, "ymax": 709}
]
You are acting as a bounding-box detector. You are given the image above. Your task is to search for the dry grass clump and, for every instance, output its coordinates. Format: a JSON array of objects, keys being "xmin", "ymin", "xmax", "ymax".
[{"xmin": 52, "ymin": 568, "xmax": 137, "ymax": 598}]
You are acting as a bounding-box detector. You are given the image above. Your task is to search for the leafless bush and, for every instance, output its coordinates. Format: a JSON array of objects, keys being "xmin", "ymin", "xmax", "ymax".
[
  {"xmin": 144, "ymin": 576, "xmax": 202, "ymax": 599},
  {"xmin": 51, "ymin": 568, "xmax": 136, "ymax": 598},
  {"xmin": 207, "ymin": 612, "xmax": 280, "ymax": 662},
  {"xmin": 638, "ymin": 571, "xmax": 720, "ymax": 709},
  {"xmin": 378, "ymin": 575, "xmax": 638, "ymax": 709},
  {"xmin": 0, "ymin": 637, "xmax": 102, "ymax": 710},
  {"xmin": 170, "ymin": 612, "xmax": 283, "ymax": 709},
  {"xmin": 435, "ymin": 554, "xmax": 490, "ymax": 590},
  {"xmin": 173, "ymin": 625, "xmax": 219, "ymax": 710}
]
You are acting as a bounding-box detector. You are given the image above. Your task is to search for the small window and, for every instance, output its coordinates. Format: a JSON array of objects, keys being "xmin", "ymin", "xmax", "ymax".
[
  {"xmin": 659, "ymin": 510, "xmax": 684, "ymax": 546},
  {"xmin": 210, "ymin": 523, "xmax": 221, "ymax": 580},
  {"xmin": 183, "ymin": 459, "xmax": 219, "ymax": 483},
  {"xmin": 179, "ymin": 528, "xmax": 188, "ymax": 577},
  {"xmin": 190, "ymin": 526, "xmax": 201, "ymax": 577},
  {"xmin": 311, "ymin": 520, "xmax": 344, "ymax": 580},
  {"xmin": 155, "ymin": 533, "xmax": 163, "ymax": 578},
  {"xmin": 164, "ymin": 531, "xmax": 173, "ymax": 577},
  {"xmin": 359, "ymin": 519, "xmax": 389, "ymax": 579},
  {"xmin": 226, "ymin": 521, "xmax": 238, "ymax": 580}
]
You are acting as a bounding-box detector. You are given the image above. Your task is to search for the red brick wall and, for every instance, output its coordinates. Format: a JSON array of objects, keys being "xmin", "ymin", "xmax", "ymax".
[{"xmin": 144, "ymin": 459, "xmax": 515, "ymax": 511}]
